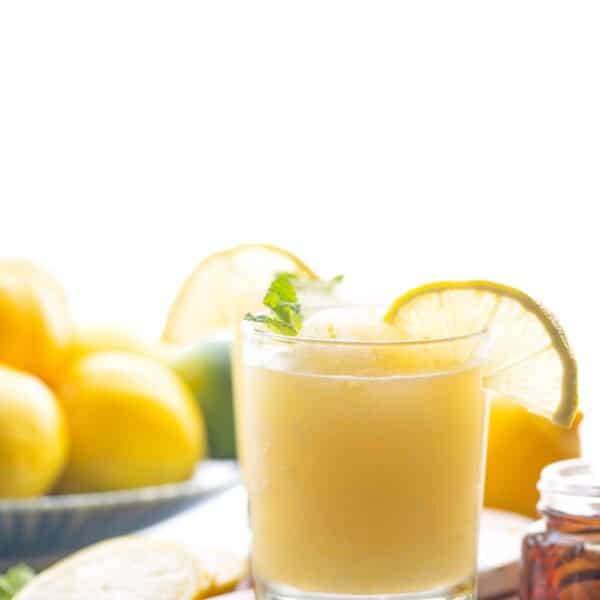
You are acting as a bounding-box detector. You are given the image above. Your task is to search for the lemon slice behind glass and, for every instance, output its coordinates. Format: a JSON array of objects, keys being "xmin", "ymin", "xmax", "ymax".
[
  {"xmin": 385, "ymin": 281, "xmax": 578, "ymax": 427},
  {"xmin": 163, "ymin": 244, "xmax": 317, "ymax": 343}
]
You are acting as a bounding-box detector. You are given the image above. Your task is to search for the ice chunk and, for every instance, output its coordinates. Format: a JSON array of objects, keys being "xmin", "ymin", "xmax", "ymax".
[{"xmin": 302, "ymin": 307, "xmax": 405, "ymax": 341}]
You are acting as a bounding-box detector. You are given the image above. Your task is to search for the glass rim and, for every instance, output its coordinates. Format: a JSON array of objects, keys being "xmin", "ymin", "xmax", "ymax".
[{"xmin": 240, "ymin": 306, "xmax": 491, "ymax": 348}]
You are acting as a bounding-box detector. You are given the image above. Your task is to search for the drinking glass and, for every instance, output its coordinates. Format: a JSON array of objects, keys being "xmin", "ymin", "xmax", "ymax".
[{"xmin": 240, "ymin": 311, "xmax": 491, "ymax": 600}]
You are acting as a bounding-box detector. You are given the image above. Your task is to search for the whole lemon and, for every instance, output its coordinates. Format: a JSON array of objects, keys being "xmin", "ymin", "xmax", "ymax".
[
  {"xmin": 57, "ymin": 352, "xmax": 206, "ymax": 493},
  {"xmin": 0, "ymin": 365, "xmax": 68, "ymax": 498},
  {"xmin": 484, "ymin": 394, "xmax": 581, "ymax": 517},
  {"xmin": 67, "ymin": 325, "xmax": 161, "ymax": 365},
  {"xmin": 0, "ymin": 260, "xmax": 72, "ymax": 385}
]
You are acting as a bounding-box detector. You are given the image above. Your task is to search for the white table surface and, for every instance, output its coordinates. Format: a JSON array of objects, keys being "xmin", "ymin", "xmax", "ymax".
[{"xmin": 143, "ymin": 485, "xmax": 251, "ymax": 556}]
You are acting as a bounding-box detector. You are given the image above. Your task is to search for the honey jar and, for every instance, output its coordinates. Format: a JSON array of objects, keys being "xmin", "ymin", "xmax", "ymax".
[{"xmin": 521, "ymin": 459, "xmax": 600, "ymax": 599}]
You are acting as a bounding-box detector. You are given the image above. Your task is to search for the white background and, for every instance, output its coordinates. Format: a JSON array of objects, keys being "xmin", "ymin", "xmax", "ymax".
[{"xmin": 1, "ymin": 2, "xmax": 599, "ymax": 449}]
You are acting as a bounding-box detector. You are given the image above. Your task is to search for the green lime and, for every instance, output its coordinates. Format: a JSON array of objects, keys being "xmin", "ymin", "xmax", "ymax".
[{"xmin": 169, "ymin": 338, "xmax": 236, "ymax": 459}]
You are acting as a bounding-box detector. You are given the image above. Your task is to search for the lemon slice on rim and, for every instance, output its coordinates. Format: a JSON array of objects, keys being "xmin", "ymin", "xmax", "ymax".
[
  {"xmin": 385, "ymin": 281, "xmax": 578, "ymax": 427},
  {"xmin": 14, "ymin": 537, "xmax": 212, "ymax": 600},
  {"xmin": 163, "ymin": 244, "xmax": 317, "ymax": 344}
]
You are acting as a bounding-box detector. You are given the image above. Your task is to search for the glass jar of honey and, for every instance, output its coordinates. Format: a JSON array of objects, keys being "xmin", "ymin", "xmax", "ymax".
[{"xmin": 521, "ymin": 459, "xmax": 600, "ymax": 599}]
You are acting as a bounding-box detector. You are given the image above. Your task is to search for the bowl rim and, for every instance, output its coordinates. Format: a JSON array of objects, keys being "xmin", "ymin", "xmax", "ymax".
[{"xmin": 0, "ymin": 460, "xmax": 239, "ymax": 513}]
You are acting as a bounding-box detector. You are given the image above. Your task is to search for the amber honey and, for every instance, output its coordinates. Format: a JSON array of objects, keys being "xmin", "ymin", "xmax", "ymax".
[{"xmin": 521, "ymin": 460, "xmax": 600, "ymax": 600}]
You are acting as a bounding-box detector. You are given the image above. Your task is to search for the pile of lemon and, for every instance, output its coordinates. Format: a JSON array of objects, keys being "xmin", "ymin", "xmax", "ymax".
[{"xmin": 0, "ymin": 260, "xmax": 205, "ymax": 498}]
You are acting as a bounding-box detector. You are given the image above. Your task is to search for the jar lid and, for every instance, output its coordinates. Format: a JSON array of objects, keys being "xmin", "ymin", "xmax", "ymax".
[{"xmin": 538, "ymin": 459, "xmax": 600, "ymax": 515}]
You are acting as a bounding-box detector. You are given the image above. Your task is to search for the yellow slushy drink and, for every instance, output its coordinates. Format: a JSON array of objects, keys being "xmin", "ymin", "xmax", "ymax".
[{"xmin": 241, "ymin": 307, "xmax": 489, "ymax": 599}]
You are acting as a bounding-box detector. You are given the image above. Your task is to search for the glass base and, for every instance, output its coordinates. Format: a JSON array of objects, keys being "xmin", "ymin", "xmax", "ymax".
[{"xmin": 255, "ymin": 577, "xmax": 475, "ymax": 600}]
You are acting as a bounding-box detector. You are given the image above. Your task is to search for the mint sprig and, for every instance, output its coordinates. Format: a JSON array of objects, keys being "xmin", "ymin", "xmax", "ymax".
[
  {"xmin": 0, "ymin": 564, "xmax": 34, "ymax": 599},
  {"xmin": 245, "ymin": 272, "xmax": 345, "ymax": 336},
  {"xmin": 276, "ymin": 272, "xmax": 344, "ymax": 292},
  {"xmin": 244, "ymin": 272, "xmax": 304, "ymax": 336}
]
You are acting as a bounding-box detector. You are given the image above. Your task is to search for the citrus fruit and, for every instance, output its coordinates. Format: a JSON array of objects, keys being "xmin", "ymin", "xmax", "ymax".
[
  {"xmin": 169, "ymin": 339, "xmax": 236, "ymax": 459},
  {"xmin": 0, "ymin": 365, "xmax": 68, "ymax": 498},
  {"xmin": 67, "ymin": 325, "xmax": 160, "ymax": 365},
  {"xmin": 484, "ymin": 394, "xmax": 581, "ymax": 517},
  {"xmin": 0, "ymin": 260, "xmax": 72, "ymax": 385},
  {"xmin": 195, "ymin": 550, "xmax": 249, "ymax": 595},
  {"xmin": 13, "ymin": 537, "xmax": 213, "ymax": 600},
  {"xmin": 56, "ymin": 352, "xmax": 205, "ymax": 493},
  {"xmin": 163, "ymin": 244, "xmax": 317, "ymax": 465},
  {"xmin": 385, "ymin": 281, "xmax": 578, "ymax": 426},
  {"xmin": 163, "ymin": 243, "xmax": 317, "ymax": 343}
]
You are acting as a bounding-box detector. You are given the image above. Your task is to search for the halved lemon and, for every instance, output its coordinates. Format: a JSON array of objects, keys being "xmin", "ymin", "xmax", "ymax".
[
  {"xmin": 163, "ymin": 244, "xmax": 317, "ymax": 343},
  {"xmin": 385, "ymin": 281, "xmax": 578, "ymax": 427},
  {"xmin": 14, "ymin": 537, "xmax": 212, "ymax": 600}
]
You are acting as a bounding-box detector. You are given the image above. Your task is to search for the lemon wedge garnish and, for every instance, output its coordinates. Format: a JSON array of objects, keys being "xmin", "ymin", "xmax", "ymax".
[
  {"xmin": 385, "ymin": 281, "xmax": 578, "ymax": 427},
  {"xmin": 14, "ymin": 537, "xmax": 212, "ymax": 600},
  {"xmin": 163, "ymin": 244, "xmax": 317, "ymax": 343}
]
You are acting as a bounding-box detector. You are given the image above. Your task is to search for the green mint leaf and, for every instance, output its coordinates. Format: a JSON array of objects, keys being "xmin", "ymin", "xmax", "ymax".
[
  {"xmin": 274, "ymin": 271, "xmax": 297, "ymax": 280},
  {"xmin": 265, "ymin": 273, "xmax": 298, "ymax": 304},
  {"xmin": 264, "ymin": 316, "xmax": 299, "ymax": 336},
  {"xmin": 245, "ymin": 310, "xmax": 300, "ymax": 336},
  {"xmin": 244, "ymin": 273, "xmax": 303, "ymax": 336},
  {"xmin": 245, "ymin": 312, "xmax": 298, "ymax": 335},
  {"xmin": 0, "ymin": 565, "xmax": 34, "ymax": 599},
  {"xmin": 272, "ymin": 303, "xmax": 303, "ymax": 331},
  {"xmin": 263, "ymin": 290, "xmax": 280, "ymax": 310},
  {"xmin": 244, "ymin": 313, "xmax": 268, "ymax": 323}
]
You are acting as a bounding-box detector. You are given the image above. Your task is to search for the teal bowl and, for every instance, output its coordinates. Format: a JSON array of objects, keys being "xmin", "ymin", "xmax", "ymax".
[{"xmin": 0, "ymin": 460, "xmax": 239, "ymax": 571}]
